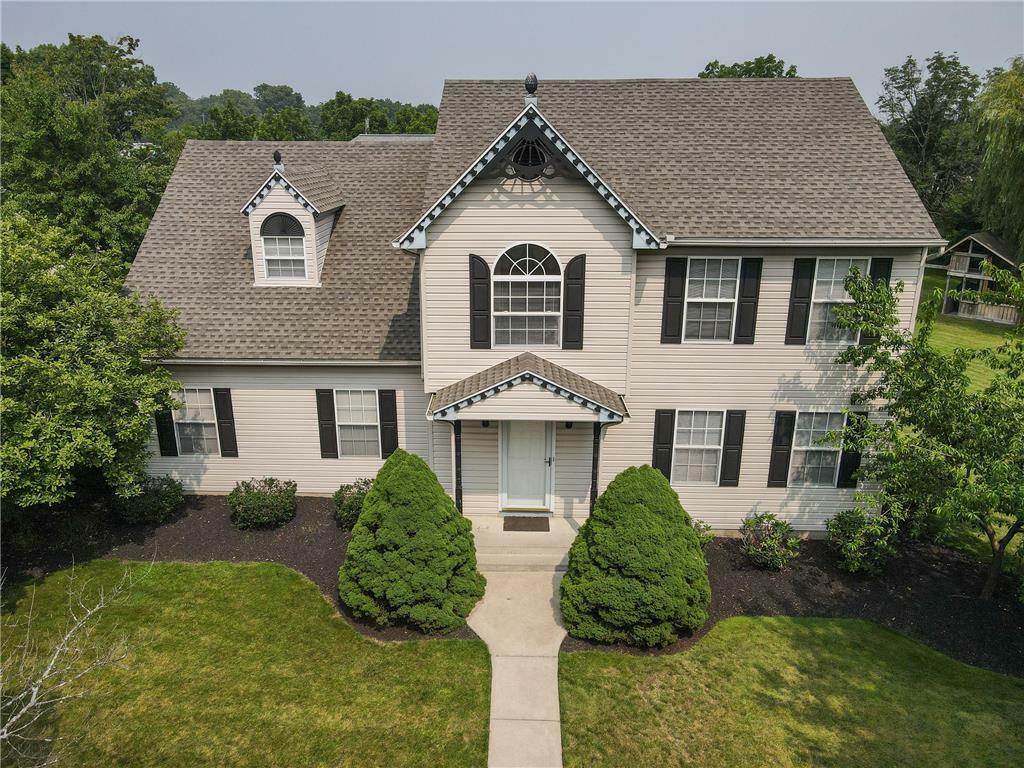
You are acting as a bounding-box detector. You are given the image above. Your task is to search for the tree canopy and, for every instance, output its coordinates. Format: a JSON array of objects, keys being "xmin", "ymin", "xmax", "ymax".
[{"xmin": 699, "ymin": 54, "xmax": 798, "ymax": 79}]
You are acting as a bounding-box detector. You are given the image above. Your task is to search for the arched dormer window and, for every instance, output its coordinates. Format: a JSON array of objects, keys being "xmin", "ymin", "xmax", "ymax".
[
  {"xmin": 261, "ymin": 213, "xmax": 307, "ymax": 279},
  {"xmin": 492, "ymin": 243, "xmax": 561, "ymax": 346}
]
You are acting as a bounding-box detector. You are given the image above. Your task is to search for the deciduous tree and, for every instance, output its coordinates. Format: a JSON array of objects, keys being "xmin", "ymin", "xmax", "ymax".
[{"xmin": 699, "ymin": 53, "xmax": 797, "ymax": 78}]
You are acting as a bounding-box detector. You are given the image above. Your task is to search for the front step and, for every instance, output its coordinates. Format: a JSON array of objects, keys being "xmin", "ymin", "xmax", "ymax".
[{"xmin": 470, "ymin": 515, "xmax": 581, "ymax": 573}]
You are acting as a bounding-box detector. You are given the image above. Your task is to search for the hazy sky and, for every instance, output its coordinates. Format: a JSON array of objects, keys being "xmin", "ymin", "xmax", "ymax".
[{"xmin": 3, "ymin": 1, "xmax": 1022, "ymax": 108}]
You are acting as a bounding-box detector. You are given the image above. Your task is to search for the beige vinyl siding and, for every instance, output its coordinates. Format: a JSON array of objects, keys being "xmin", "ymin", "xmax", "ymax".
[
  {"xmin": 313, "ymin": 211, "xmax": 337, "ymax": 279},
  {"xmin": 456, "ymin": 421, "xmax": 592, "ymax": 518},
  {"xmin": 420, "ymin": 176, "xmax": 634, "ymax": 392},
  {"xmin": 451, "ymin": 381, "xmax": 601, "ymax": 421},
  {"xmin": 248, "ymin": 186, "xmax": 318, "ymax": 286},
  {"xmin": 431, "ymin": 421, "xmax": 454, "ymax": 494},
  {"xmin": 600, "ymin": 246, "xmax": 924, "ymax": 531},
  {"xmin": 146, "ymin": 364, "xmax": 427, "ymax": 494}
]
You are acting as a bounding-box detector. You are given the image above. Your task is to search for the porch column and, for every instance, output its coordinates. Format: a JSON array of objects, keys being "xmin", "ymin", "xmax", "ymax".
[
  {"xmin": 453, "ymin": 421, "xmax": 463, "ymax": 513},
  {"xmin": 590, "ymin": 423, "xmax": 601, "ymax": 513}
]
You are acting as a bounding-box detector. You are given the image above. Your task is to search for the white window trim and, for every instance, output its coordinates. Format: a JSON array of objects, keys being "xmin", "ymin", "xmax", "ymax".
[
  {"xmin": 333, "ymin": 388, "xmax": 382, "ymax": 459},
  {"xmin": 171, "ymin": 386, "xmax": 220, "ymax": 457},
  {"xmin": 788, "ymin": 409, "xmax": 846, "ymax": 488},
  {"xmin": 491, "ymin": 242, "xmax": 563, "ymax": 349},
  {"xmin": 262, "ymin": 235, "xmax": 309, "ymax": 280},
  {"xmin": 669, "ymin": 408, "xmax": 727, "ymax": 486},
  {"xmin": 807, "ymin": 257, "xmax": 872, "ymax": 344},
  {"xmin": 681, "ymin": 257, "xmax": 742, "ymax": 344}
]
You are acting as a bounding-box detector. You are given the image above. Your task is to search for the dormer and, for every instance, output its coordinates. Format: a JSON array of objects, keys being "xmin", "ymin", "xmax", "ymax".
[{"xmin": 241, "ymin": 151, "xmax": 343, "ymax": 287}]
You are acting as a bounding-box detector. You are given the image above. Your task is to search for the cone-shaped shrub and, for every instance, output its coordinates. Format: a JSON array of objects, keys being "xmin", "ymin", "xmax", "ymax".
[
  {"xmin": 560, "ymin": 465, "xmax": 710, "ymax": 647},
  {"xmin": 338, "ymin": 449, "xmax": 486, "ymax": 633}
]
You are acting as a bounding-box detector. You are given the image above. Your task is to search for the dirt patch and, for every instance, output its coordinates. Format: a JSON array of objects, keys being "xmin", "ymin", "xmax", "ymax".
[
  {"xmin": 561, "ymin": 538, "xmax": 1024, "ymax": 678},
  {"xmin": 5, "ymin": 495, "xmax": 478, "ymax": 643}
]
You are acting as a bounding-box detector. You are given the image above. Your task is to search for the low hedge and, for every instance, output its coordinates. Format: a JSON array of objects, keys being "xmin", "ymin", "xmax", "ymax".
[
  {"xmin": 227, "ymin": 477, "xmax": 297, "ymax": 529},
  {"xmin": 333, "ymin": 478, "xmax": 373, "ymax": 530},
  {"xmin": 560, "ymin": 465, "xmax": 711, "ymax": 648},
  {"xmin": 113, "ymin": 476, "xmax": 184, "ymax": 525},
  {"xmin": 338, "ymin": 449, "xmax": 485, "ymax": 633}
]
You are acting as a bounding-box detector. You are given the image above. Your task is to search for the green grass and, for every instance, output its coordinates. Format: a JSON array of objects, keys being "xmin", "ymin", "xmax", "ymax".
[
  {"xmin": 918, "ymin": 270, "xmax": 1008, "ymax": 388},
  {"xmin": 560, "ymin": 616, "xmax": 1024, "ymax": 768},
  {"xmin": 1, "ymin": 560, "xmax": 490, "ymax": 768}
]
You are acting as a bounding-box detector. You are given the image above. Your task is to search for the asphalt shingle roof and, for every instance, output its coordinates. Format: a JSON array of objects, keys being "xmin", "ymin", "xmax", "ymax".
[
  {"xmin": 430, "ymin": 352, "xmax": 627, "ymax": 415},
  {"xmin": 421, "ymin": 78, "xmax": 940, "ymax": 241},
  {"xmin": 279, "ymin": 165, "xmax": 344, "ymax": 213},
  {"xmin": 127, "ymin": 140, "xmax": 428, "ymax": 361}
]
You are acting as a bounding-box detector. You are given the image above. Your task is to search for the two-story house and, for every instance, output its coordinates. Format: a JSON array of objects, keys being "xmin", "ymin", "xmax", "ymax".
[{"xmin": 127, "ymin": 76, "xmax": 943, "ymax": 540}]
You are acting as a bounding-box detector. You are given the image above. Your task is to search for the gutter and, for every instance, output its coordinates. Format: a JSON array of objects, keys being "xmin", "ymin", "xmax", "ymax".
[{"xmin": 664, "ymin": 236, "xmax": 948, "ymax": 248}]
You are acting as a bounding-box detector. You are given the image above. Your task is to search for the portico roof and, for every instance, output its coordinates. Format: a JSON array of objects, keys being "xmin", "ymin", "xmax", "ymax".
[{"xmin": 429, "ymin": 352, "xmax": 627, "ymax": 422}]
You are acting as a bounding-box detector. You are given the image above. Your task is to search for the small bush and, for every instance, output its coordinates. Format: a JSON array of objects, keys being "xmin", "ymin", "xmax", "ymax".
[
  {"xmin": 692, "ymin": 519, "xmax": 715, "ymax": 551},
  {"xmin": 333, "ymin": 478, "xmax": 373, "ymax": 529},
  {"xmin": 560, "ymin": 465, "xmax": 711, "ymax": 648},
  {"xmin": 826, "ymin": 507, "xmax": 902, "ymax": 576},
  {"xmin": 227, "ymin": 477, "xmax": 297, "ymax": 529},
  {"xmin": 338, "ymin": 449, "xmax": 485, "ymax": 633},
  {"xmin": 113, "ymin": 476, "xmax": 184, "ymax": 525},
  {"xmin": 740, "ymin": 512, "xmax": 801, "ymax": 570}
]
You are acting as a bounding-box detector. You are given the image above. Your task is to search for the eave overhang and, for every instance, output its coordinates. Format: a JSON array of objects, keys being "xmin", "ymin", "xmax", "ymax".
[
  {"xmin": 430, "ymin": 370, "xmax": 626, "ymax": 424},
  {"xmin": 241, "ymin": 171, "xmax": 323, "ymax": 217},
  {"xmin": 394, "ymin": 103, "xmax": 663, "ymax": 251}
]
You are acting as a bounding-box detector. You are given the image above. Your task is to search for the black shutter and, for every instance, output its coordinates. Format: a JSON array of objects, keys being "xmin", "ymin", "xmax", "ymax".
[
  {"xmin": 767, "ymin": 411, "xmax": 796, "ymax": 487},
  {"xmin": 733, "ymin": 258, "xmax": 763, "ymax": 344},
  {"xmin": 212, "ymin": 388, "xmax": 238, "ymax": 457},
  {"xmin": 718, "ymin": 410, "xmax": 746, "ymax": 486},
  {"xmin": 784, "ymin": 259, "xmax": 817, "ymax": 345},
  {"xmin": 469, "ymin": 254, "xmax": 491, "ymax": 350},
  {"xmin": 836, "ymin": 411, "xmax": 867, "ymax": 488},
  {"xmin": 377, "ymin": 390, "xmax": 398, "ymax": 458},
  {"xmin": 562, "ymin": 254, "xmax": 586, "ymax": 350},
  {"xmin": 316, "ymin": 389, "xmax": 338, "ymax": 459},
  {"xmin": 859, "ymin": 258, "xmax": 894, "ymax": 346},
  {"xmin": 155, "ymin": 410, "xmax": 177, "ymax": 457},
  {"xmin": 652, "ymin": 409, "xmax": 676, "ymax": 479},
  {"xmin": 660, "ymin": 258, "xmax": 687, "ymax": 344}
]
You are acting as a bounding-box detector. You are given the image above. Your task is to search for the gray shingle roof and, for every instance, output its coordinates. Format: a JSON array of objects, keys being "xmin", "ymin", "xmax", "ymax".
[
  {"xmin": 430, "ymin": 352, "xmax": 627, "ymax": 416},
  {"xmin": 277, "ymin": 165, "xmax": 344, "ymax": 213},
  {"xmin": 127, "ymin": 139, "xmax": 429, "ymax": 361},
  {"xmin": 420, "ymin": 78, "xmax": 940, "ymax": 242}
]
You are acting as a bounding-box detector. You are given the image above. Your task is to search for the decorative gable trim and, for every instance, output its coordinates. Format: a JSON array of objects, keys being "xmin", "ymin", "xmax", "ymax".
[
  {"xmin": 430, "ymin": 370, "xmax": 625, "ymax": 423},
  {"xmin": 394, "ymin": 104, "xmax": 663, "ymax": 251},
  {"xmin": 241, "ymin": 172, "xmax": 321, "ymax": 217}
]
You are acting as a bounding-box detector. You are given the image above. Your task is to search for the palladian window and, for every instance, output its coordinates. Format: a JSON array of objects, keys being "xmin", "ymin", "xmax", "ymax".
[
  {"xmin": 492, "ymin": 244, "xmax": 561, "ymax": 346},
  {"xmin": 260, "ymin": 213, "xmax": 307, "ymax": 279}
]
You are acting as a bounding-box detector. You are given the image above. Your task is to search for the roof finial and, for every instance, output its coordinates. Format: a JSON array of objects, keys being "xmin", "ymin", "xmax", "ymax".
[
  {"xmin": 524, "ymin": 73, "xmax": 538, "ymax": 107},
  {"xmin": 273, "ymin": 150, "xmax": 284, "ymax": 174}
]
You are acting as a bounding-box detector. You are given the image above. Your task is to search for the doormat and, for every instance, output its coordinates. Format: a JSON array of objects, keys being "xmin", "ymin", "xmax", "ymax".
[{"xmin": 503, "ymin": 516, "xmax": 550, "ymax": 532}]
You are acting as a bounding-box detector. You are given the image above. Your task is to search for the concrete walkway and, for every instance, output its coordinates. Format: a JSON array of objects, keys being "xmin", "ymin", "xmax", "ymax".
[{"xmin": 468, "ymin": 569, "xmax": 568, "ymax": 768}]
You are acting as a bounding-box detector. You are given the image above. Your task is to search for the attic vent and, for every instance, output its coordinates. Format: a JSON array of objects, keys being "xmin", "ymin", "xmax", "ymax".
[{"xmin": 508, "ymin": 138, "xmax": 550, "ymax": 181}]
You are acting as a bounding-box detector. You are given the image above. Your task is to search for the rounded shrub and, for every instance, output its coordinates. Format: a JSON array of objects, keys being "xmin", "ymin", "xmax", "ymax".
[
  {"xmin": 113, "ymin": 476, "xmax": 184, "ymax": 525},
  {"xmin": 740, "ymin": 512, "xmax": 801, "ymax": 570},
  {"xmin": 559, "ymin": 465, "xmax": 711, "ymax": 648},
  {"xmin": 826, "ymin": 507, "xmax": 902, "ymax": 576},
  {"xmin": 333, "ymin": 478, "xmax": 373, "ymax": 530},
  {"xmin": 227, "ymin": 477, "xmax": 297, "ymax": 529},
  {"xmin": 338, "ymin": 449, "xmax": 485, "ymax": 633}
]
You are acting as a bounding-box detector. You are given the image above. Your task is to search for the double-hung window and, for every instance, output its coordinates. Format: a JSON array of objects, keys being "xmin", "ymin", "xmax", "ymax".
[
  {"xmin": 492, "ymin": 243, "xmax": 561, "ymax": 346},
  {"xmin": 809, "ymin": 258, "xmax": 869, "ymax": 342},
  {"xmin": 790, "ymin": 411, "xmax": 845, "ymax": 486},
  {"xmin": 335, "ymin": 390, "xmax": 380, "ymax": 457},
  {"xmin": 684, "ymin": 258, "xmax": 739, "ymax": 341},
  {"xmin": 173, "ymin": 388, "xmax": 219, "ymax": 455},
  {"xmin": 261, "ymin": 213, "xmax": 307, "ymax": 279},
  {"xmin": 672, "ymin": 410, "xmax": 725, "ymax": 484}
]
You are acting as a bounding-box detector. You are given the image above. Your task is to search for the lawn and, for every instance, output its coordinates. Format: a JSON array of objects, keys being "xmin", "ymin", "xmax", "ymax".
[
  {"xmin": 1, "ymin": 560, "xmax": 490, "ymax": 768},
  {"xmin": 559, "ymin": 616, "xmax": 1024, "ymax": 768}
]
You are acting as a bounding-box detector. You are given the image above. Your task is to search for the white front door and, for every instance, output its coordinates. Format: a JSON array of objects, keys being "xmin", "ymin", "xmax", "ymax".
[{"xmin": 501, "ymin": 421, "xmax": 554, "ymax": 511}]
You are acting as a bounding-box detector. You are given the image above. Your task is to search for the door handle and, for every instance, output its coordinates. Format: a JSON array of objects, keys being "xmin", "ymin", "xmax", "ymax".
[{"xmin": 544, "ymin": 457, "xmax": 553, "ymax": 466}]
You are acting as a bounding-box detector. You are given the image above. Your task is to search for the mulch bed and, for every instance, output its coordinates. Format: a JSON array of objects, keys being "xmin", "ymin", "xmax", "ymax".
[
  {"xmin": 561, "ymin": 538, "xmax": 1024, "ymax": 678},
  {"xmin": 4, "ymin": 495, "xmax": 478, "ymax": 643}
]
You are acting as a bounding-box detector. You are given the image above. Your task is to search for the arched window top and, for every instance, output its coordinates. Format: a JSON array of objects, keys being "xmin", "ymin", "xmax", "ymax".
[
  {"xmin": 260, "ymin": 213, "xmax": 304, "ymax": 237},
  {"xmin": 494, "ymin": 243, "xmax": 560, "ymax": 277}
]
